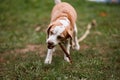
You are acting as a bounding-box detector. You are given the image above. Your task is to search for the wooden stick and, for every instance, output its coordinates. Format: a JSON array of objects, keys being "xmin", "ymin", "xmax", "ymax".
[
  {"xmin": 78, "ymin": 19, "xmax": 97, "ymax": 42},
  {"xmin": 59, "ymin": 43, "xmax": 72, "ymax": 63}
]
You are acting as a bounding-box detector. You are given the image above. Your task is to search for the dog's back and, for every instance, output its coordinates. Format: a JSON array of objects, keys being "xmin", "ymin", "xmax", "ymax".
[{"xmin": 51, "ymin": 1, "xmax": 77, "ymax": 27}]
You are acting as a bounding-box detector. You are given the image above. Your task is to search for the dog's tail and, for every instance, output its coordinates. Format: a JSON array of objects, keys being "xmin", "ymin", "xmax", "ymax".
[
  {"xmin": 78, "ymin": 20, "xmax": 97, "ymax": 42},
  {"xmin": 54, "ymin": 0, "xmax": 61, "ymax": 4}
]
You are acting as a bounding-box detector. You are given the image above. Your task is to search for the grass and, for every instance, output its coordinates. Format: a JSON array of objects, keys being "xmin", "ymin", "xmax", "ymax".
[{"xmin": 0, "ymin": 0, "xmax": 120, "ymax": 80}]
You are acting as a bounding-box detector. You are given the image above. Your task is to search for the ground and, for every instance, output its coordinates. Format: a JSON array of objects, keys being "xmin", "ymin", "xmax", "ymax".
[{"xmin": 0, "ymin": 0, "xmax": 120, "ymax": 80}]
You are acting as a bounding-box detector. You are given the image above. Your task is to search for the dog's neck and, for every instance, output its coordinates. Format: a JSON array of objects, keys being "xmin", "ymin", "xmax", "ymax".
[{"xmin": 56, "ymin": 17, "xmax": 70, "ymax": 27}]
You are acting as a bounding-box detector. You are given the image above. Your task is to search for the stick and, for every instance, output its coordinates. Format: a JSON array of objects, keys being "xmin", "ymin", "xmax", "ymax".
[
  {"xmin": 59, "ymin": 43, "xmax": 72, "ymax": 63},
  {"xmin": 78, "ymin": 19, "xmax": 97, "ymax": 42}
]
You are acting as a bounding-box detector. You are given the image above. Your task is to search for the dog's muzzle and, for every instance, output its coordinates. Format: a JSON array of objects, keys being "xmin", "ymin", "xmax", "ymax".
[{"xmin": 47, "ymin": 41, "xmax": 55, "ymax": 49}]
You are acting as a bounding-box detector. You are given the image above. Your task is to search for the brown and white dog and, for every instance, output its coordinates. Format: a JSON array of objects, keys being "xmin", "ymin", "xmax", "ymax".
[{"xmin": 44, "ymin": 0, "xmax": 80, "ymax": 64}]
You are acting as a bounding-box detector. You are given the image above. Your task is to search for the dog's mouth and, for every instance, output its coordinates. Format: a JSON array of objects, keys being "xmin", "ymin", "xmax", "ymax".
[{"xmin": 47, "ymin": 44, "xmax": 55, "ymax": 49}]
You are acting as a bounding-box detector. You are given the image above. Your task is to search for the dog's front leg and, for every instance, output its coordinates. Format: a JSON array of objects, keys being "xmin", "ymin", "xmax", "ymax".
[
  {"xmin": 64, "ymin": 40, "xmax": 71, "ymax": 62},
  {"xmin": 44, "ymin": 48, "xmax": 54, "ymax": 64}
]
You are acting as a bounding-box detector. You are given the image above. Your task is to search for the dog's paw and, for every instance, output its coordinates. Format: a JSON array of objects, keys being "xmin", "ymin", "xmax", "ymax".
[
  {"xmin": 75, "ymin": 44, "xmax": 80, "ymax": 50},
  {"xmin": 44, "ymin": 59, "xmax": 52, "ymax": 64},
  {"xmin": 64, "ymin": 56, "xmax": 70, "ymax": 63},
  {"xmin": 72, "ymin": 44, "xmax": 80, "ymax": 50}
]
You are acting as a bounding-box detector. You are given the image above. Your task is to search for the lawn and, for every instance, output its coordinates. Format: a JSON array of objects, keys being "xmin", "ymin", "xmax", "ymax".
[{"xmin": 0, "ymin": 0, "xmax": 120, "ymax": 80}]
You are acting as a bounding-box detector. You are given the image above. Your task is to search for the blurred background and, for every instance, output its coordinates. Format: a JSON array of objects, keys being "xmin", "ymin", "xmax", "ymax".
[
  {"xmin": 0, "ymin": 0, "xmax": 120, "ymax": 80},
  {"xmin": 87, "ymin": 0, "xmax": 120, "ymax": 3}
]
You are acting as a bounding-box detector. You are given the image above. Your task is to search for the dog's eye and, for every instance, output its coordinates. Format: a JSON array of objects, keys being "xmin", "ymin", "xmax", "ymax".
[
  {"xmin": 57, "ymin": 35, "xmax": 63, "ymax": 39},
  {"xmin": 50, "ymin": 31, "xmax": 54, "ymax": 35}
]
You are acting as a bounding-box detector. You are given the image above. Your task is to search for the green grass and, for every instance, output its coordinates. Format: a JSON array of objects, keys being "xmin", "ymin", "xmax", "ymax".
[{"xmin": 0, "ymin": 0, "xmax": 120, "ymax": 80}]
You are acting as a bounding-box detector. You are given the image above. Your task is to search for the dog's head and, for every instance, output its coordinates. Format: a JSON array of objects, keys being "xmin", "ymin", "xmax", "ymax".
[{"xmin": 46, "ymin": 18, "xmax": 73, "ymax": 49}]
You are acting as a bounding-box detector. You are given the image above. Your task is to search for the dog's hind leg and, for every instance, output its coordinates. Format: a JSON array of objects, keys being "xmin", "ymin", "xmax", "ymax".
[
  {"xmin": 44, "ymin": 48, "xmax": 55, "ymax": 64},
  {"xmin": 72, "ymin": 23, "xmax": 80, "ymax": 50}
]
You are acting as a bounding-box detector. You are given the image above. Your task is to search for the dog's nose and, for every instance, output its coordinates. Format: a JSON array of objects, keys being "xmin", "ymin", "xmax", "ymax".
[
  {"xmin": 47, "ymin": 41, "xmax": 55, "ymax": 49},
  {"xmin": 48, "ymin": 41, "xmax": 54, "ymax": 45}
]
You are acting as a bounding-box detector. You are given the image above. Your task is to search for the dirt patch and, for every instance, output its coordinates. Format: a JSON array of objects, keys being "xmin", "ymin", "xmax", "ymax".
[
  {"xmin": 2, "ymin": 44, "xmax": 47, "ymax": 57},
  {"xmin": 0, "ymin": 44, "xmax": 47, "ymax": 63},
  {"xmin": 80, "ymin": 44, "xmax": 90, "ymax": 50}
]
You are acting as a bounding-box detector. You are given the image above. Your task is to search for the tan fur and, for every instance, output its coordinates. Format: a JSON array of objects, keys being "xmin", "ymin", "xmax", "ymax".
[
  {"xmin": 51, "ymin": 2, "xmax": 77, "ymax": 26},
  {"xmin": 48, "ymin": 2, "xmax": 77, "ymax": 39}
]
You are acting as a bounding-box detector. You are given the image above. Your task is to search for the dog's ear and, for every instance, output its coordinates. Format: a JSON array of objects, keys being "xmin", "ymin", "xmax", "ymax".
[
  {"xmin": 67, "ymin": 28, "xmax": 73, "ymax": 39},
  {"xmin": 66, "ymin": 28, "xmax": 74, "ymax": 46},
  {"xmin": 47, "ymin": 24, "xmax": 53, "ymax": 37}
]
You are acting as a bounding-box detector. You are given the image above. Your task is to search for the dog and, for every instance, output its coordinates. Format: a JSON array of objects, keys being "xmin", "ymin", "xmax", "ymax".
[{"xmin": 44, "ymin": 0, "xmax": 80, "ymax": 64}]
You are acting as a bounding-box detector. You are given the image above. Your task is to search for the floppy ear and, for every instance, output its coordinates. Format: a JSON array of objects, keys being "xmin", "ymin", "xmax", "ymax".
[
  {"xmin": 47, "ymin": 24, "xmax": 53, "ymax": 38},
  {"xmin": 67, "ymin": 28, "xmax": 74, "ymax": 46},
  {"xmin": 67, "ymin": 28, "xmax": 73, "ymax": 39}
]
